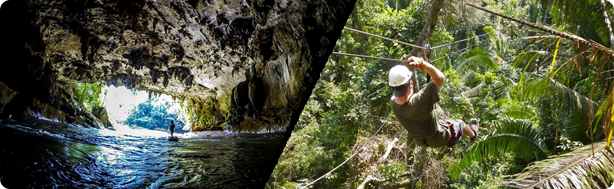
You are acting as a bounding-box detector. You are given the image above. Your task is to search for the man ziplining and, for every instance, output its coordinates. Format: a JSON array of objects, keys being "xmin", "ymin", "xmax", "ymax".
[
  {"xmin": 305, "ymin": 27, "xmax": 490, "ymax": 187},
  {"xmin": 336, "ymin": 27, "xmax": 483, "ymax": 148},
  {"xmin": 389, "ymin": 56, "xmax": 479, "ymax": 148}
]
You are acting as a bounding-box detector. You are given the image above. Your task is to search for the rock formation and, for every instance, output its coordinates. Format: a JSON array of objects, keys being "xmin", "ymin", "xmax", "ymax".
[
  {"xmin": 0, "ymin": 0, "xmax": 356, "ymax": 133},
  {"xmin": 92, "ymin": 106, "xmax": 114, "ymax": 130}
]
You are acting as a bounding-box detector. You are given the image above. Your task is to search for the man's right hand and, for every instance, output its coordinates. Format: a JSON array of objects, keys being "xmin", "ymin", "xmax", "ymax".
[{"xmin": 404, "ymin": 56, "xmax": 423, "ymax": 70}]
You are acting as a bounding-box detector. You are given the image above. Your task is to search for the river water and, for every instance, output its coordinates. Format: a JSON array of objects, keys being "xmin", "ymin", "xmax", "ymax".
[{"xmin": 0, "ymin": 118, "xmax": 283, "ymax": 188}]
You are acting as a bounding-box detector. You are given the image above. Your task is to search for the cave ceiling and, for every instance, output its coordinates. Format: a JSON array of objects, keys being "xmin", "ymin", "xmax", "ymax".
[{"xmin": 0, "ymin": 0, "xmax": 356, "ymax": 132}]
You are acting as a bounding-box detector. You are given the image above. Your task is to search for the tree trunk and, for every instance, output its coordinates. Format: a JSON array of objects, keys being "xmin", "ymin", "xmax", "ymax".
[
  {"xmin": 599, "ymin": 0, "xmax": 614, "ymax": 50},
  {"xmin": 410, "ymin": 0, "xmax": 444, "ymax": 92}
]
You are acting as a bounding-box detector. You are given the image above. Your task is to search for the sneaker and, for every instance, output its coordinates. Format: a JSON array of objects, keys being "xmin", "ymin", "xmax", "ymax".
[{"xmin": 469, "ymin": 118, "xmax": 479, "ymax": 142}]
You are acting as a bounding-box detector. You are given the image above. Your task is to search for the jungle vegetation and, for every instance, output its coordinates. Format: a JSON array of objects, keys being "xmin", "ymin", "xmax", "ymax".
[
  {"xmin": 267, "ymin": 0, "xmax": 614, "ymax": 188},
  {"xmin": 124, "ymin": 98, "xmax": 187, "ymax": 132},
  {"xmin": 74, "ymin": 82, "xmax": 104, "ymax": 112}
]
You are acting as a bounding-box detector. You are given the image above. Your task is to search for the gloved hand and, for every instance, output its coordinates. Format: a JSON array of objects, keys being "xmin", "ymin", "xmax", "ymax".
[{"xmin": 404, "ymin": 56, "xmax": 423, "ymax": 70}]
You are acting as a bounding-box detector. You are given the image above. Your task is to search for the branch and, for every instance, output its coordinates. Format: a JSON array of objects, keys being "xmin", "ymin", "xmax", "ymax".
[
  {"xmin": 599, "ymin": 0, "xmax": 614, "ymax": 50},
  {"xmin": 356, "ymin": 174, "xmax": 414, "ymax": 189},
  {"xmin": 465, "ymin": 2, "xmax": 614, "ymax": 57},
  {"xmin": 381, "ymin": 180, "xmax": 412, "ymax": 189},
  {"xmin": 356, "ymin": 175, "xmax": 382, "ymax": 189},
  {"xmin": 381, "ymin": 137, "xmax": 399, "ymax": 160}
]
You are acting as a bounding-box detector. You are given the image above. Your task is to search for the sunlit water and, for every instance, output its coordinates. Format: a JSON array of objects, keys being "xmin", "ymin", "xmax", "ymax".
[{"xmin": 0, "ymin": 119, "xmax": 283, "ymax": 188}]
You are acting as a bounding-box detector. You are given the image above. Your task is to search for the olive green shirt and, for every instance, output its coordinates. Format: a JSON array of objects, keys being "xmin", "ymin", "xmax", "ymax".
[{"xmin": 390, "ymin": 82, "xmax": 449, "ymax": 147}]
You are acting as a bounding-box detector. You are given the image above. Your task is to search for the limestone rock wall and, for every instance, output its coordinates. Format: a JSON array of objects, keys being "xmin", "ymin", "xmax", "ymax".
[
  {"xmin": 92, "ymin": 106, "xmax": 114, "ymax": 129},
  {"xmin": 0, "ymin": 0, "xmax": 356, "ymax": 132}
]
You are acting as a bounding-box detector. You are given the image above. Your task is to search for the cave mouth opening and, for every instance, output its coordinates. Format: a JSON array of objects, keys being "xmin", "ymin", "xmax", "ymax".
[{"xmin": 100, "ymin": 85, "xmax": 190, "ymax": 137}]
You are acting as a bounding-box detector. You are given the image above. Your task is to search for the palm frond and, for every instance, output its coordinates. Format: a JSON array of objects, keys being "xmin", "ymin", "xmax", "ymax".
[
  {"xmin": 465, "ymin": 2, "xmax": 614, "ymax": 55},
  {"xmin": 489, "ymin": 77, "xmax": 512, "ymax": 100},
  {"xmin": 512, "ymin": 50, "xmax": 547, "ymax": 71},
  {"xmin": 497, "ymin": 76, "xmax": 514, "ymax": 99},
  {"xmin": 460, "ymin": 70, "xmax": 477, "ymax": 84},
  {"xmin": 537, "ymin": 0, "xmax": 612, "ymax": 47},
  {"xmin": 494, "ymin": 119, "xmax": 547, "ymax": 149},
  {"xmin": 519, "ymin": 76, "xmax": 603, "ymax": 143},
  {"xmin": 455, "ymin": 54, "xmax": 497, "ymax": 73},
  {"xmin": 461, "ymin": 82, "xmax": 484, "ymax": 98},
  {"xmin": 595, "ymin": 86, "xmax": 614, "ymax": 147},
  {"xmin": 503, "ymin": 103, "xmax": 538, "ymax": 120},
  {"xmin": 512, "ymin": 46, "xmax": 547, "ymax": 94},
  {"xmin": 500, "ymin": 141, "xmax": 614, "ymax": 189},
  {"xmin": 450, "ymin": 119, "xmax": 547, "ymax": 179},
  {"xmin": 504, "ymin": 110, "xmax": 536, "ymax": 120},
  {"xmin": 517, "ymin": 77, "xmax": 599, "ymax": 109},
  {"xmin": 516, "ymin": 75, "xmax": 549, "ymax": 102},
  {"xmin": 453, "ymin": 47, "xmax": 498, "ymax": 73}
]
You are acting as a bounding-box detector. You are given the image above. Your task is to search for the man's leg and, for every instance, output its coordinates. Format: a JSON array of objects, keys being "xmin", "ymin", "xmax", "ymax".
[
  {"xmin": 462, "ymin": 119, "xmax": 479, "ymax": 141},
  {"xmin": 462, "ymin": 124, "xmax": 474, "ymax": 137}
]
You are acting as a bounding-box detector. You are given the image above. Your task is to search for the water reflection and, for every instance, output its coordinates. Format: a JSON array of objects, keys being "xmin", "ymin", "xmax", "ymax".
[{"xmin": 0, "ymin": 119, "xmax": 282, "ymax": 188}]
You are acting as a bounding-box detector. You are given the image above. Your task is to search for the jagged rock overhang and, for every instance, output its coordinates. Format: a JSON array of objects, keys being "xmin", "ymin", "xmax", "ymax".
[{"xmin": 0, "ymin": 0, "xmax": 357, "ymax": 133}]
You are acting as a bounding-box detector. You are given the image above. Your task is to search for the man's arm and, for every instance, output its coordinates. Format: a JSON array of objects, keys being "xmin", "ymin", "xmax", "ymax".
[
  {"xmin": 407, "ymin": 57, "xmax": 445, "ymax": 91},
  {"xmin": 421, "ymin": 60, "xmax": 445, "ymax": 91}
]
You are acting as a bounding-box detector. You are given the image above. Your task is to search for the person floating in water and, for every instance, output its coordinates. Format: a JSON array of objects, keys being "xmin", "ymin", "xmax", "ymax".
[{"xmin": 169, "ymin": 120, "xmax": 176, "ymax": 137}]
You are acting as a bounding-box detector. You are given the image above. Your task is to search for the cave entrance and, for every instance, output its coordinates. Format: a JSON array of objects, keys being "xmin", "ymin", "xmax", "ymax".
[{"xmin": 102, "ymin": 86, "xmax": 189, "ymax": 136}]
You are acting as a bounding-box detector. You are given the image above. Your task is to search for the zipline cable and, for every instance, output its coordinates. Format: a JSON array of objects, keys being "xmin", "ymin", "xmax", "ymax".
[
  {"xmin": 303, "ymin": 113, "xmax": 393, "ymax": 188},
  {"xmin": 331, "ymin": 52, "xmax": 410, "ymax": 63},
  {"xmin": 431, "ymin": 33, "xmax": 489, "ymax": 49},
  {"xmin": 332, "ymin": 37, "xmax": 489, "ymax": 63},
  {"xmin": 425, "ymin": 39, "xmax": 491, "ymax": 63},
  {"xmin": 344, "ymin": 27, "xmax": 426, "ymax": 50},
  {"xmin": 343, "ymin": 27, "xmax": 490, "ymax": 51}
]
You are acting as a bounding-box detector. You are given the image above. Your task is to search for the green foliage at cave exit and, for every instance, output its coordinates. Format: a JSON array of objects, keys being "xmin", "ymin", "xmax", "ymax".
[
  {"xmin": 74, "ymin": 83, "xmax": 104, "ymax": 111},
  {"xmin": 124, "ymin": 98, "xmax": 187, "ymax": 133}
]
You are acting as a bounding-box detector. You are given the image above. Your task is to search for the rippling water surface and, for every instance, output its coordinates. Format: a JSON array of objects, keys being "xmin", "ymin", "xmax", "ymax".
[{"xmin": 0, "ymin": 119, "xmax": 283, "ymax": 188}]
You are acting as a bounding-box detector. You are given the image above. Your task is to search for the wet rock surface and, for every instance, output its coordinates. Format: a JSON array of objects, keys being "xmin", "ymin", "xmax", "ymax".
[
  {"xmin": 0, "ymin": 0, "xmax": 356, "ymax": 133},
  {"xmin": 92, "ymin": 106, "xmax": 114, "ymax": 129}
]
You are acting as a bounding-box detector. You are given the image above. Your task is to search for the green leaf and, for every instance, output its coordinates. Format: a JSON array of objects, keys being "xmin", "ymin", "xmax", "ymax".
[
  {"xmin": 453, "ymin": 47, "xmax": 498, "ymax": 73},
  {"xmin": 500, "ymin": 141, "xmax": 614, "ymax": 188},
  {"xmin": 519, "ymin": 76, "xmax": 602, "ymax": 143},
  {"xmin": 450, "ymin": 119, "xmax": 546, "ymax": 179}
]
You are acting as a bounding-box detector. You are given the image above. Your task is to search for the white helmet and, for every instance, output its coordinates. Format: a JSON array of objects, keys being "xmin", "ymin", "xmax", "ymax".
[
  {"xmin": 389, "ymin": 65, "xmax": 412, "ymax": 87},
  {"xmin": 389, "ymin": 65, "xmax": 412, "ymax": 97}
]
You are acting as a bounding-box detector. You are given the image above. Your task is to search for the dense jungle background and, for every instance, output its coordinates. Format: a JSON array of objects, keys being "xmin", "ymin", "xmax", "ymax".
[{"xmin": 267, "ymin": 0, "xmax": 614, "ymax": 188}]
